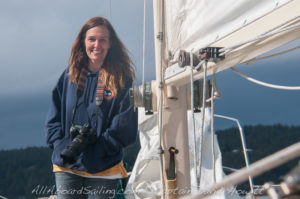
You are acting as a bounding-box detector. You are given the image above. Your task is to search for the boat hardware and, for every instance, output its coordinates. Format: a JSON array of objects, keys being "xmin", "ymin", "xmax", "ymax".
[
  {"xmin": 253, "ymin": 163, "xmax": 300, "ymax": 199},
  {"xmin": 214, "ymin": 114, "xmax": 255, "ymax": 193},
  {"xmin": 185, "ymin": 142, "xmax": 300, "ymax": 199},
  {"xmin": 144, "ymin": 82, "xmax": 153, "ymax": 115},
  {"xmin": 129, "ymin": 81, "xmax": 156, "ymax": 115},
  {"xmin": 168, "ymin": 147, "xmax": 179, "ymax": 180},
  {"xmin": 187, "ymin": 80, "xmax": 212, "ymax": 112},
  {"xmin": 178, "ymin": 50, "xmax": 200, "ymax": 68},
  {"xmin": 166, "ymin": 147, "xmax": 179, "ymax": 199},
  {"xmin": 198, "ymin": 47, "xmax": 225, "ymax": 63}
]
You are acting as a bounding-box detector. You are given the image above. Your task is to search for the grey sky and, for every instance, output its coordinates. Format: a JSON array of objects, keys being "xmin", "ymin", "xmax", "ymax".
[
  {"xmin": 0, "ymin": 0, "xmax": 299, "ymax": 149},
  {"xmin": 1, "ymin": 0, "xmax": 299, "ymax": 97},
  {"xmin": 0, "ymin": 0, "xmax": 155, "ymax": 96}
]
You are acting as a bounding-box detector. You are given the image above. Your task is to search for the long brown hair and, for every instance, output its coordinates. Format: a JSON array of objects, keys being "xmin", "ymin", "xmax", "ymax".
[{"xmin": 68, "ymin": 16, "xmax": 135, "ymax": 94}]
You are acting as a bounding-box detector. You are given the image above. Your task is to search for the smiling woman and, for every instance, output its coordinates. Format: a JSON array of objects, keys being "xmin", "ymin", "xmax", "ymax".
[
  {"xmin": 67, "ymin": 16, "xmax": 135, "ymax": 95},
  {"xmin": 84, "ymin": 26, "xmax": 111, "ymax": 72},
  {"xmin": 44, "ymin": 16, "xmax": 138, "ymax": 199}
]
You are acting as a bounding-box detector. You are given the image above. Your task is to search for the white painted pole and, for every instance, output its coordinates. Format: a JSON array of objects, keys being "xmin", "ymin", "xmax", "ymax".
[
  {"xmin": 153, "ymin": 0, "xmax": 166, "ymax": 198},
  {"xmin": 153, "ymin": 0, "xmax": 191, "ymax": 197}
]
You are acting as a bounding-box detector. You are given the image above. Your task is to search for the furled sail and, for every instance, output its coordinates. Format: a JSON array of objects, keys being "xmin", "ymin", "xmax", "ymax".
[
  {"xmin": 165, "ymin": 0, "xmax": 293, "ymax": 56},
  {"xmin": 127, "ymin": 0, "xmax": 300, "ymax": 198},
  {"xmin": 125, "ymin": 108, "xmax": 240, "ymax": 199},
  {"xmin": 163, "ymin": 0, "xmax": 300, "ymax": 85}
]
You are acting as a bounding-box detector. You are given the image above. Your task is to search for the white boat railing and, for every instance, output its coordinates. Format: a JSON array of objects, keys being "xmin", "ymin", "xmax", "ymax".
[{"xmin": 214, "ymin": 114, "xmax": 255, "ymax": 194}]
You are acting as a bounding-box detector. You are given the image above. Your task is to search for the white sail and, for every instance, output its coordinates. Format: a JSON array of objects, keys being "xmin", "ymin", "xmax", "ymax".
[
  {"xmin": 125, "ymin": 108, "xmax": 240, "ymax": 199},
  {"xmin": 165, "ymin": 0, "xmax": 293, "ymax": 56},
  {"xmin": 127, "ymin": 0, "xmax": 300, "ymax": 198},
  {"xmin": 163, "ymin": 0, "xmax": 300, "ymax": 85}
]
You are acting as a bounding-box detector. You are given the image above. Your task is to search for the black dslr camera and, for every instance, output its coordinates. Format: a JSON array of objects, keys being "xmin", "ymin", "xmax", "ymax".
[{"xmin": 60, "ymin": 124, "xmax": 97, "ymax": 166}]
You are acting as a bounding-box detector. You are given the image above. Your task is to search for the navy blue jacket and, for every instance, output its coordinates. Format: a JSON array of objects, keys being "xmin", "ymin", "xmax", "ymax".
[{"xmin": 45, "ymin": 68, "xmax": 138, "ymax": 173}]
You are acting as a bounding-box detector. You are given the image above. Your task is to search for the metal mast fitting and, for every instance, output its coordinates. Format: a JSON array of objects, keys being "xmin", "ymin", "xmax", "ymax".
[
  {"xmin": 178, "ymin": 50, "xmax": 200, "ymax": 68},
  {"xmin": 187, "ymin": 79, "xmax": 212, "ymax": 112},
  {"xmin": 144, "ymin": 82, "xmax": 153, "ymax": 115},
  {"xmin": 129, "ymin": 81, "xmax": 157, "ymax": 115},
  {"xmin": 165, "ymin": 147, "xmax": 179, "ymax": 199},
  {"xmin": 177, "ymin": 47, "xmax": 225, "ymax": 68},
  {"xmin": 198, "ymin": 47, "xmax": 225, "ymax": 62}
]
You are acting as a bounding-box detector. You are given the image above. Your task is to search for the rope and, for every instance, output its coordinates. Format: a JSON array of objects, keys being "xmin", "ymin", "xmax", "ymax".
[
  {"xmin": 210, "ymin": 77, "xmax": 216, "ymax": 183},
  {"xmin": 213, "ymin": 73, "xmax": 221, "ymax": 98},
  {"xmin": 109, "ymin": 0, "xmax": 112, "ymax": 20},
  {"xmin": 189, "ymin": 51, "xmax": 198, "ymax": 186},
  {"xmin": 231, "ymin": 67, "xmax": 300, "ymax": 90},
  {"xmin": 245, "ymin": 45, "xmax": 300, "ymax": 65},
  {"xmin": 142, "ymin": 0, "xmax": 146, "ymax": 85},
  {"xmin": 220, "ymin": 21, "xmax": 300, "ymax": 56},
  {"xmin": 198, "ymin": 61, "xmax": 208, "ymax": 189}
]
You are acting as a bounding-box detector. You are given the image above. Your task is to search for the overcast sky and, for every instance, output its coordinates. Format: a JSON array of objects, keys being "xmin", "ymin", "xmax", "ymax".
[
  {"xmin": 0, "ymin": 0, "xmax": 155, "ymax": 97},
  {"xmin": 0, "ymin": 0, "xmax": 299, "ymax": 149},
  {"xmin": 0, "ymin": 0, "xmax": 299, "ymax": 96}
]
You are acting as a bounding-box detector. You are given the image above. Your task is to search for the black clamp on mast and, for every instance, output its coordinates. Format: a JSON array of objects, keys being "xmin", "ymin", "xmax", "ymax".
[
  {"xmin": 177, "ymin": 47, "xmax": 225, "ymax": 68},
  {"xmin": 198, "ymin": 47, "xmax": 225, "ymax": 62}
]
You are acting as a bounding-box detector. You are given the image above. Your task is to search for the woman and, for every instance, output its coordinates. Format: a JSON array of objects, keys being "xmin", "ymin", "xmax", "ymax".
[{"xmin": 45, "ymin": 16, "xmax": 138, "ymax": 199}]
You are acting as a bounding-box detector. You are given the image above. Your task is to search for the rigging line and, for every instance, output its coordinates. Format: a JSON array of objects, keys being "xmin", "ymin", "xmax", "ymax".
[
  {"xmin": 189, "ymin": 51, "xmax": 198, "ymax": 185},
  {"xmin": 222, "ymin": 166, "xmax": 238, "ymax": 172},
  {"xmin": 210, "ymin": 76, "xmax": 216, "ymax": 183},
  {"xmin": 201, "ymin": 4, "xmax": 299, "ymax": 51},
  {"xmin": 231, "ymin": 67, "xmax": 300, "ymax": 90},
  {"xmin": 245, "ymin": 45, "xmax": 300, "ymax": 65},
  {"xmin": 219, "ymin": 21, "xmax": 300, "ymax": 55},
  {"xmin": 198, "ymin": 61, "xmax": 207, "ymax": 190},
  {"xmin": 213, "ymin": 73, "xmax": 221, "ymax": 98},
  {"xmin": 261, "ymin": 16, "xmax": 300, "ymax": 36},
  {"xmin": 109, "ymin": 0, "xmax": 112, "ymax": 20},
  {"xmin": 142, "ymin": 0, "xmax": 146, "ymax": 85}
]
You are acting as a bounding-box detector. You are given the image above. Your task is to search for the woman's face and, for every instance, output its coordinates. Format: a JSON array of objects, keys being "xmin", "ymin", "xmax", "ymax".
[{"xmin": 84, "ymin": 25, "xmax": 111, "ymax": 68}]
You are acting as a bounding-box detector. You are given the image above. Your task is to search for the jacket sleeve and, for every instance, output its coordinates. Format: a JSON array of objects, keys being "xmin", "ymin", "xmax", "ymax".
[
  {"xmin": 99, "ymin": 86, "xmax": 138, "ymax": 155},
  {"xmin": 44, "ymin": 72, "xmax": 65, "ymax": 149}
]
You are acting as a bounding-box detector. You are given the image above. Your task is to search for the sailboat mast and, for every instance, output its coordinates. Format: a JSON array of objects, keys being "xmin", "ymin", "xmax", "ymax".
[
  {"xmin": 153, "ymin": 0, "xmax": 191, "ymax": 197},
  {"xmin": 153, "ymin": 0, "xmax": 166, "ymax": 197}
]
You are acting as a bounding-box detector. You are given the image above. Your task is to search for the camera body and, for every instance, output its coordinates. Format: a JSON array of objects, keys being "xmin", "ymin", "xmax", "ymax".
[{"xmin": 60, "ymin": 124, "xmax": 97, "ymax": 166}]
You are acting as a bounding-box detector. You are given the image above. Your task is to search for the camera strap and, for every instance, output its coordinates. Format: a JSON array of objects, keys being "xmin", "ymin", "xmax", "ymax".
[
  {"xmin": 94, "ymin": 69, "xmax": 105, "ymax": 130},
  {"xmin": 71, "ymin": 67, "xmax": 88, "ymax": 126},
  {"xmin": 95, "ymin": 70, "xmax": 105, "ymax": 107},
  {"xmin": 71, "ymin": 67, "xmax": 105, "ymax": 129}
]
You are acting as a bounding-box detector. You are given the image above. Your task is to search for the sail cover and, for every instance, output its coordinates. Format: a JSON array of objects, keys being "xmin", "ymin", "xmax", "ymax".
[
  {"xmin": 164, "ymin": 0, "xmax": 293, "ymax": 58},
  {"xmin": 125, "ymin": 108, "xmax": 240, "ymax": 198}
]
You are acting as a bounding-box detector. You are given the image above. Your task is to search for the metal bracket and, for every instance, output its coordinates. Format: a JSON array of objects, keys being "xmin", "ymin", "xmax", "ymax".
[
  {"xmin": 156, "ymin": 32, "xmax": 163, "ymax": 41},
  {"xmin": 198, "ymin": 47, "xmax": 225, "ymax": 62},
  {"xmin": 178, "ymin": 50, "xmax": 200, "ymax": 68},
  {"xmin": 144, "ymin": 82, "xmax": 153, "ymax": 115},
  {"xmin": 168, "ymin": 147, "xmax": 179, "ymax": 180},
  {"xmin": 192, "ymin": 79, "xmax": 212, "ymax": 112}
]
